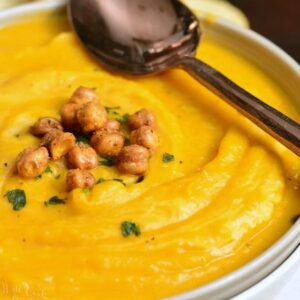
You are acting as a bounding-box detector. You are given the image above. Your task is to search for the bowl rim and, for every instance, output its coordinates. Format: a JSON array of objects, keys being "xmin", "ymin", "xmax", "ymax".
[{"xmin": 0, "ymin": 2, "xmax": 300, "ymax": 300}]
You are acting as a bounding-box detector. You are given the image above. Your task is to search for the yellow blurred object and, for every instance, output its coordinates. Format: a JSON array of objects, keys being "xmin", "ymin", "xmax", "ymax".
[
  {"xmin": 0, "ymin": 0, "xmax": 249, "ymax": 28},
  {"xmin": 0, "ymin": 0, "xmax": 53, "ymax": 9},
  {"xmin": 0, "ymin": 0, "xmax": 26, "ymax": 9},
  {"xmin": 183, "ymin": 0, "xmax": 249, "ymax": 27}
]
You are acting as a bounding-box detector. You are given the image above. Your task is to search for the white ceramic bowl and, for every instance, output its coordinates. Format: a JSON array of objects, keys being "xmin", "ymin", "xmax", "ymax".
[
  {"xmin": 1, "ymin": 2, "xmax": 299, "ymax": 299},
  {"xmin": 233, "ymin": 246, "xmax": 300, "ymax": 299}
]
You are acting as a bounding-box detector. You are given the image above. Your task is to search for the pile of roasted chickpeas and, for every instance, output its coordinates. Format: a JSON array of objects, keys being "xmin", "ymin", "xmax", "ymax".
[{"xmin": 15, "ymin": 87, "xmax": 158, "ymax": 191}]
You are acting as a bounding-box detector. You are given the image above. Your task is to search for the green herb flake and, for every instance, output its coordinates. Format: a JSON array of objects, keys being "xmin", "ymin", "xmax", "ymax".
[
  {"xmin": 44, "ymin": 196, "xmax": 66, "ymax": 207},
  {"xmin": 113, "ymin": 178, "xmax": 126, "ymax": 186},
  {"xmin": 117, "ymin": 113, "xmax": 130, "ymax": 124},
  {"xmin": 5, "ymin": 189, "xmax": 26, "ymax": 211},
  {"xmin": 124, "ymin": 136, "xmax": 130, "ymax": 146},
  {"xmin": 82, "ymin": 188, "xmax": 91, "ymax": 195},
  {"xmin": 162, "ymin": 153, "xmax": 175, "ymax": 163},
  {"xmin": 121, "ymin": 221, "xmax": 141, "ymax": 238},
  {"xmin": 291, "ymin": 214, "xmax": 300, "ymax": 224},
  {"xmin": 99, "ymin": 156, "xmax": 115, "ymax": 167},
  {"xmin": 105, "ymin": 106, "xmax": 121, "ymax": 115},
  {"xmin": 75, "ymin": 133, "xmax": 90, "ymax": 144},
  {"xmin": 34, "ymin": 174, "xmax": 42, "ymax": 180},
  {"xmin": 55, "ymin": 174, "xmax": 61, "ymax": 180},
  {"xmin": 135, "ymin": 176, "xmax": 144, "ymax": 184},
  {"xmin": 44, "ymin": 166, "xmax": 53, "ymax": 174},
  {"xmin": 96, "ymin": 178, "xmax": 107, "ymax": 185}
]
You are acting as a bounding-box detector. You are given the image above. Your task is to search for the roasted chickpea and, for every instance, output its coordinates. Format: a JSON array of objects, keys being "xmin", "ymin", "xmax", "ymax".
[
  {"xmin": 70, "ymin": 86, "xmax": 99, "ymax": 105},
  {"xmin": 77, "ymin": 101, "xmax": 107, "ymax": 132},
  {"xmin": 30, "ymin": 117, "xmax": 63, "ymax": 137},
  {"xmin": 66, "ymin": 143, "xmax": 98, "ymax": 170},
  {"xmin": 66, "ymin": 169, "xmax": 96, "ymax": 191},
  {"xmin": 60, "ymin": 102, "xmax": 81, "ymax": 132},
  {"xmin": 41, "ymin": 129, "xmax": 60, "ymax": 147},
  {"xmin": 16, "ymin": 146, "xmax": 49, "ymax": 179},
  {"xmin": 130, "ymin": 126, "xmax": 158, "ymax": 153},
  {"xmin": 41, "ymin": 130, "xmax": 75, "ymax": 160},
  {"xmin": 103, "ymin": 119, "xmax": 121, "ymax": 131},
  {"xmin": 116, "ymin": 145, "xmax": 149, "ymax": 175},
  {"xmin": 90, "ymin": 128, "xmax": 124, "ymax": 157},
  {"xmin": 127, "ymin": 109, "xmax": 156, "ymax": 130}
]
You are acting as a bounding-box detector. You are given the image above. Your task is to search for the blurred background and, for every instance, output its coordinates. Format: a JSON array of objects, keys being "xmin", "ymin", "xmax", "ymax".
[
  {"xmin": 230, "ymin": 0, "xmax": 300, "ymax": 62},
  {"xmin": 0, "ymin": 0, "xmax": 299, "ymax": 62}
]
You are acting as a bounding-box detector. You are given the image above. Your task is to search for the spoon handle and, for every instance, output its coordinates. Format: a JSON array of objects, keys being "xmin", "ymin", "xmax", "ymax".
[{"xmin": 180, "ymin": 56, "xmax": 300, "ymax": 156}]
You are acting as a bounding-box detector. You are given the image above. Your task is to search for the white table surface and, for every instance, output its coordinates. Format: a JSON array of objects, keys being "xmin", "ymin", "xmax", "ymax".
[{"xmin": 234, "ymin": 246, "xmax": 300, "ymax": 300}]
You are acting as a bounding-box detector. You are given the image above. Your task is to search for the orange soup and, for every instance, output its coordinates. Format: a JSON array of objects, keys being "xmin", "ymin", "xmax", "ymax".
[{"xmin": 0, "ymin": 14, "xmax": 300, "ymax": 299}]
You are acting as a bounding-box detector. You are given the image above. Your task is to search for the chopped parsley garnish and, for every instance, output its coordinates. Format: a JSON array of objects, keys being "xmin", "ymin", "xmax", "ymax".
[
  {"xmin": 136, "ymin": 176, "xmax": 144, "ymax": 184},
  {"xmin": 96, "ymin": 178, "xmax": 126, "ymax": 186},
  {"xmin": 96, "ymin": 178, "xmax": 107, "ymax": 185},
  {"xmin": 34, "ymin": 174, "xmax": 42, "ymax": 180},
  {"xmin": 44, "ymin": 196, "xmax": 66, "ymax": 206},
  {"xmin": 44, "ymin": 165, "xmax": 53, "ymax": 174},
  {"xmin": 291, "ymin": 214, "xmax": 300, "ymax": 224},
  {"xmin": 124, "ymin": 136, "xmax": 130, "ymax": 145},
  {"xmin": 162, "ymin": 153, "xmax": 175, "ymax": 163},
  {"xmin": 113, "ymin": 178, "xmax": 126, "ymax": 186},
  {"xmin": 105, "ymin": 106, "xmax": 121, "ymax": 115},
  {"xmin": 55, "ymin": 174, "xmax": 61, "ymax": 180},
  {"xmin": 75, "ymin": 133, "xmax": 90, "ymax": 144},
  {"xmin": 82, "ymin": 188, "xmax": 91, "ymax": 195},
  {"xmin": 99, "ymin": 156, "xmax": 115, "ymax": 167},
  {"xmin": 5, "ymin": 189, "xmax": 26, "ymax": 211},
  {"xmin": 117, "ymin": 113, "xmax": 130, "ymax": 124},
  {"xmin": 121, "ymin": 221, "xmax": 141, "ymax": 237}
]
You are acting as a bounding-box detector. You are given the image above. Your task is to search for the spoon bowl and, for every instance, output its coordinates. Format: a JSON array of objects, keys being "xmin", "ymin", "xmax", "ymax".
[
  {"xmin": 68, "ymin": 0, "xmax": 200, "ymax": 75},
  {"xmin": 68, "ymin": 0, "xmax": 300, "ymax": 157}
]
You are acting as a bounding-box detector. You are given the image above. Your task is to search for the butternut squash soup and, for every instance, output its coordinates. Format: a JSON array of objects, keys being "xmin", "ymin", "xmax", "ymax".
[{"xmin": 0, "ymin": 15, "xmax": 300, "ymax": 299}]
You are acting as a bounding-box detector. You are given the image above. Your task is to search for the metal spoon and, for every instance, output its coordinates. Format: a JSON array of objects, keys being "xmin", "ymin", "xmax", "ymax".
[{"xmin": 68, "ymin": 0, "xmax": 300, "ymax": 156}]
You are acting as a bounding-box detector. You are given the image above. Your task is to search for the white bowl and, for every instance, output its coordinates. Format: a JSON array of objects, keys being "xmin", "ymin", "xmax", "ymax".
[
  {"xmin": 233, "ymin": 246, "xmax": 300, "ymax": 299},
  {"xmin": 1, "ymin": 2, "xmax": 299, "ymax": 300}
]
